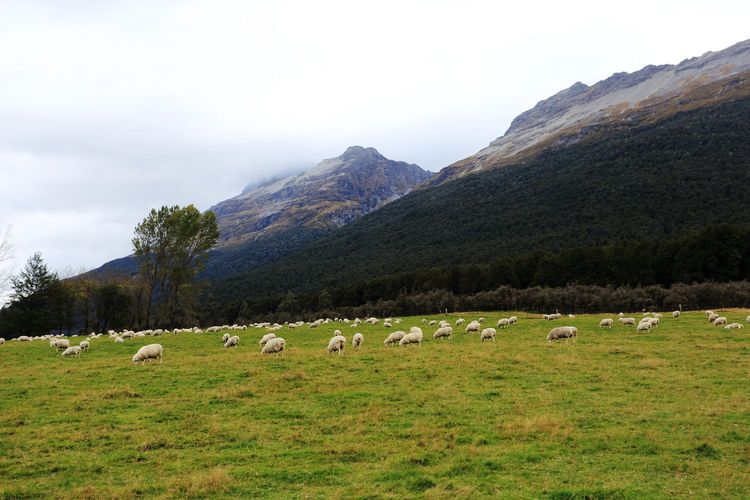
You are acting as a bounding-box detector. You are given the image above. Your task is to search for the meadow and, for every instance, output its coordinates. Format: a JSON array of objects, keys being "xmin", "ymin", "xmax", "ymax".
[{"xmin": 0, "ymin": 311, "xmax": 748, "ymax": 499}]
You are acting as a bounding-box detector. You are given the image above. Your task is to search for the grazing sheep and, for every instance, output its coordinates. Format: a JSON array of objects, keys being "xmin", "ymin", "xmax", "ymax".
[
  {"xmin": 399, "ymin": 330, "xmax": 423, "ymax": 346},
  {"xmin": 618, "ymin": 312, "xmax": 625, "ymax": 317},
  {"xmin": 50, "ymin": 338, "xmax": 70, "ymax": 350},
  {"xmin": 132, "ymin": 344, "xmax": 163, "ymax": 365},
  {"xmin": 480, "ymin": 328, "xmax": 496, "ymax": 342},
  {"xmin": 708, "ymin": 313, "xmax": 719, "ymax": 323},
  {"xmin": 672, "ymin": 310, "xmax": 681, "ymax": 319},
  {"xmin": 224, "ymin": 335, "xmax": 240, "ymax": 348},
  {"xmin": 746, "ymin": 315, "xmax": 750, "ymax": 323},
  {"xmin": 261, "ymin": 337, "xmax": 286, "ymax": 355},
  {"xmin": 568, "ymin": 314, "xmax": 576, "ymax": 319},
  {"xmin": 547, "ymin": 326, "xmax": 577, "ymax": 342},
  {"xmin": 79, "ymin": 340, "xmax": 90, "ymax": 352},
  {"xmin": 496, "ymin": 318, "xmax": 509, "ymax": 328},
  {"xmin": 433, "ymin": 326, "xmax": 453, "ymax": 339},
  {"xmin": 724, "ymin": 323, "xmax": 743, "ymax": 330},
  {"xmin": 705, "ymin": 310, "xmax": 715, "ymax": 317},
  {"xmin": 429, "ymin": 320, "xmax": 437, "ymax": 326},
  {"xmin": 619, "ymin": 317, "xmax": 636, "ymax": 326},
  {"xmin": 421, "ymin": 318, "xmax": 426, "ymax": 324},
  {"xmin": 456, "ymin": 318, "xmax": 465, "ymax": 326},
  {"xmin": 508, "ymin": 316, "xmax": 518, "ymax": 324},
  {"xmin": 636, "ymin": 322, "xmax": 651, "ymax": 333},
  {"xmin": 259, "ymin": 333, "xmax": 276, "ymax": 346},
  {"xmin": 384, "ymin": 331, "xmax": 406, "ymax": 346},
  {"xmin": 599, "ymin": 319, "xmax": 613, "ymax": 328},
  {"xmin": 352, "ymin": 333, "xmax": 364, "ymax": 348},
  {"xmin": 713, "ymin": 316, "xmax": 727, "ymax": 326},
  {"xmin": 326, "ymin": 335, "xmax": 346, "ymax": 354},
  {"xmin": 114, "ymin": 336, "xmax": 124, "ymax": 343},
  {"xmin": 648, "ymin": 317, "xmax": 660, "ymax": 327},
  {"xmin": 222, "ymin": 332, "xmax": 230, "ymax": 342},
  {"xmin": 152, "ymin": 329, "xmax": 163, "ymax": 336},
  {"xmin": 478, "ymin": 317, "xmax": 485, "ymax": 324},
  {"xmin": 0, "ymin": 338, "xmax": 4, "ymax": 345},
  {"xmin": 61, "ymin": 346, "xmax": 82, "ymax": 358},
  {"xmin": 464, "ymin": 321, "xmax": 481, "ymax": 334}
]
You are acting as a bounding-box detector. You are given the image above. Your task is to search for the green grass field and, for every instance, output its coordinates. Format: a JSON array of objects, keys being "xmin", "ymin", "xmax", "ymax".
[{"xmin": 1, "ymin": 311, "xmax": 749, "ymax": 498}]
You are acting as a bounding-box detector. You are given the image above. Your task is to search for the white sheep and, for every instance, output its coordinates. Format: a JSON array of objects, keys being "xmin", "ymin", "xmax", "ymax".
[
  {"xmin": 648, "ymin": 317, "xmax": 660, "ymax": 327},
  {"xmin": 399, "ymin": 330, "xmax": 423, "ymax": 346},
  {"xmin": 746, "ymin": 315, "xmax": 750, "ymax": 323},
  {"xmin": 262, "ymin": 337, "xmax": 286, "ymax": 355},
  {"xmin": 724, "ymin": 323, "xmax": 743, "ymax": 330},
  {"xmin": 327, "ymin": 335, "xmax": 346, "ymax": 355},
  {"xmin": 496, "ymin": 318, "xmax": 509, "ymax": 328},
  {"xmin": 480, "ymin": 328, "xmax": 496, "ymax": 342},
  {"xmin": 0, "ymin": 338, "xmax": 4, "ymax": 345},
  {"xmin": 456, "ymin": 318, "xmax": 465, "ymax": 326},
  {"xmin": 618, "ymin": 312, "xmax": 624, "ymax": 317},
  {"xmin": 222, "ymin": 333, "xmax": 230, "ymax": 343},
  {"xmin": 636, "ymin": 322, "xmax": 651, "ymax": 333},
  {"xmin": 713, "ymin": 316, "xmax": 727, "ymax": 326},
  {"xmin": 384, "ymin": 330, "xmax": 406, "ymax": 345},
  {"xmin": 464, "ymin": 321, "xmax": 481, "ymax": 334},
  {"xmin": 433, "ymin": 326, "xmax": 453, "ymax": 340},
  {"xmin": 61, "ymin": 346, "xmax": 82, "ymax": 358},
  {"xmin": 478, "ymin": 317, "xmax": 485, "ymax": 324},
  {"xmin": 705, "ymin": 310, "xmax": 715, "ymax": 317},
  {"xmin": 619, "ymin": 317, "xmax": 636, "ymax": 326},
  {"xmin": 547, "ymin": 326, "xmax": 577, "ymax": 342},
  {"xmin": 429, "ymin": 320, "xmax": 437, "ymax": 326},
  {"xmin": 114, "ymin": 336, "xmax": 124, "ymax": 343},
  {"xmin": 352, "ymin": 333, "xmax": 364, "ymax": 348},
  {"xmin": 383, "ymin": 321, "xmax": 392, "ymax": 328},
  {"xmin": 79, "ymin": 340, "xmax": 90, "ymax": 352},
  {"xmin": 132, "ymin": 344, "xmax": 163, "ymax": 365},
  {"xmin": 599, "ymin": 319, "xmax": 613, "ymax": 328},
  {"xmin": 259, "ymin": 333, "xmax": 276, "ymax": 346},
  {"xmin": 438, "ymin": 321, "xmax": 450, "ymax": 328},
  {"xmin": 568, "ymin": 314, "xmax": 576, "ymax": 319},
  {"xmin": 672, "ymin": 310, "xmax": 681, "ymax": 319},
  {"xmin": 50, "ymin": 338, "xmax": 70, "ymax": 350},
  {"xmin": 708, "ymin": 313, "xmax": 719, "ymax": 323},
  {"xmin": 224, "ymin": 335, "xmax": 240, "ymax": 348},
  {"xmin": 508, "ymin": 316, "xmax": 518, "ymax": 324}
]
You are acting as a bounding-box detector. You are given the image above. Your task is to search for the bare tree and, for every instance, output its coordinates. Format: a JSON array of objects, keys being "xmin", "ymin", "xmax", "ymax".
[{"xmin": 0, "ymin": 225, "xmax": 14, "ymax": 298}]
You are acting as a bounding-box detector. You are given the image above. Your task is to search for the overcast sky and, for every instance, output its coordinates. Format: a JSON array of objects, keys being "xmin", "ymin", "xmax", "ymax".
[{"xmin": 1, "ymin": 0, "xmax": 749, "ymax": 279}]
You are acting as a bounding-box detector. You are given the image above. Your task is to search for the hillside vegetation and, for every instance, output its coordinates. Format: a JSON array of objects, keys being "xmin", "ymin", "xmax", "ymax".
[
  {"xmin": 1, "ymin": 311, "xmax": 749, "ymax": 498},
  {"xmin": 214, "ymin": 97, "xmax": 750, "ymax": 302}
]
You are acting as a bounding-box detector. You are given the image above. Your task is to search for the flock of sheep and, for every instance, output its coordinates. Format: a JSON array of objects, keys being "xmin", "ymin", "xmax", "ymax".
[{"xmin": 2, "ymin": 310, "xmax": 747, "ymax": 364}]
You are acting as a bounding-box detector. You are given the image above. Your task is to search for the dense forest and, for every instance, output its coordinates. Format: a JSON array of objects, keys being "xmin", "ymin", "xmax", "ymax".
[{"xmin": 212, "ymin": 96, "xmax": 750, "ymax": 302}]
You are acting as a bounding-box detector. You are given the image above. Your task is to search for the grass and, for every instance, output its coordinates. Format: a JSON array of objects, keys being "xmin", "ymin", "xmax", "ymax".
[{"xmin": 0, "ymin": 311, "xmax": 749, "ymax": 498}]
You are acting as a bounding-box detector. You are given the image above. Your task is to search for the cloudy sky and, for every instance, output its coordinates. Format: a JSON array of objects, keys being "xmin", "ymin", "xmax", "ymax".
[{"xmin": 1, "ymin": 0, "xmax": 748, "ymax": 279}]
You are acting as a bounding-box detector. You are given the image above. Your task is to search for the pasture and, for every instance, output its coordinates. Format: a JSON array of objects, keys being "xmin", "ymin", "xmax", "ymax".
[{"xmin": 1, "ymin": 311, "xmax": 749, "ymax": 498}]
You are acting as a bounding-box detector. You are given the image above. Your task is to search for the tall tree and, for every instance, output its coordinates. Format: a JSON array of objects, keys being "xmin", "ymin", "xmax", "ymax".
[
  {"xmin": 132, "ymin": 205, "xmax": 219, "ymax": 328},
  {"xmin": 7, "ymin": 253, "xmax": 61, "ymax": 335}
]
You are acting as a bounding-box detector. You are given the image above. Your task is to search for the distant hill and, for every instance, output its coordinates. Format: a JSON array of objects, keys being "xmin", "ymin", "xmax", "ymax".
[{"xmin": 213, "ymin": 95, "xmax": 750, "ymax": 303}]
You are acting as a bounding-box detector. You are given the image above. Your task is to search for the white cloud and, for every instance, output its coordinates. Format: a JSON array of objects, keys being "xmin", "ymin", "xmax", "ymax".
[{"xmin": 1, "ymin": 0, "xmax": 749, "ymax": 271}]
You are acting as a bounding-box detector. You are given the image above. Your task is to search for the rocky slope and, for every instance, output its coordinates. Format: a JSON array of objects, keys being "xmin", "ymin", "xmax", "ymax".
[
  {"xmin": 211, "ymin": 146, "xmax": 432, "ymax": 247},
  {"xmin": 429, "ymin": 38, "xmax": 750, "ymax": 185}
]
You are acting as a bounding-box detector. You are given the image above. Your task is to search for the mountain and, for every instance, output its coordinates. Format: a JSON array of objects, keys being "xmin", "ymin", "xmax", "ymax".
[
  {"xmin": 429, "ymin": 38, "xmax": 750, "ymax": 185},
  {"xmin": 211, "ymin": 58, "xmax": 750, "ymax": 304},
  {"xmin": 91, "ymin": 147, "xmax": 432, "ymax": 280},
  {"xmin": 210, "ymin": 146, "xmax": 432, "ymax": 248}
]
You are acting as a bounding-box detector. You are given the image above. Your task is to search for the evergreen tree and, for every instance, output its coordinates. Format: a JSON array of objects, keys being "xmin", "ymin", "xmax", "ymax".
[{"xmin": 7, "ymin": 253, "xmax": 61, "ymax": 335}]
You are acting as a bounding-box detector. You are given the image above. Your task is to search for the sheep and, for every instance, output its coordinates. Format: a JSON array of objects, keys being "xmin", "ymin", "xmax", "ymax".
[
  {"xmin": 259, "ymin": 333, "xmax": 276, "ymax": 346},
  {"xmin": 619, "ymin": 317, "xmax": 636, "ymax": 326},
  {"xmin": 327, "ymin": 335, "xmax": 346, "ymax": 355},
  {"xmin": 114, "ymin": 336, "xmax": 124, "ymax": 343},
  {"xmin": 262, "ymin": 337, "xmax": 286, "ymax": 355},
  {"xmin": 508, "ymin": 316, "xmax": 518, "ymax": 324},
  {"xmin": 0, "ymin": 338, "xmax": 4, "ymax": 345},
  {"xmin": 383, "ymin": 321, "xmax": 392, "ymax": 328},
  {"xmin": 132, "ymin": 344, "xmax": 163, "ymax": 365},
  {"xmin": 478, "ymin": 317, "xmax": 485, "ymax": 324},
  {"xmin": 15, "ymin": 336, "xmax": 31, "ymax": 341},
  {"xmin": 352, "ymin": 333, "xmax": 364, "ymax": 348},
  {"xmin": 384, "ymin": 331, "xmax": 406, "ymax": 346},
  {"xmin": 599, "ymin": 318, "xmax": 613, "ymax": 328},
  {"xmin": 410, "ymin": 326, "xmax": 423, "ymax": 335},
  {"xmin": 496, "ymin": 318, "xmax": 509, "ymax": 328},
  {"xmin": 464, "ymin": 321, "xmax": 481, "ymax": 334},
  {"xmin": 568, "ymin": 314, "xmax": 576, "ymax": 319},
  {"xmin": 421, "ymin": 318, "xmax": 426, "ymax": 324},
  {"xmin": 653, "ymin": 313, "xmax": 663, "ymax": 318},
  {"xmin": 61, "ymin": 346, "xmax": 82, "ymax": 358},
  {"xmin": 713, "ymin": 316, "xmax": 727, "ymax": 326},
  {"xmin": 433, "ymin": 326, "xmax": 453, "ymax": 340},
  {"xmin": 747, "ymin": 315, "xmax": 750, "ymax": 323},
  {"xmin": 708, "ymin": 313, "xmax": 719, "ymax": 323},
  {"xmin": 399, "ymin": 330, "xmax": 423, "ymax": 346},
  {"xmin": 618, "ymin": 312, "xmax": 625, "ymax": 317},
  {"xmin": 224, "ymin": 335, "xmax": 240, "ymax": 348},
  {"xmin": 705, "ymin": 310, "xmax": 715, "ymax": 317},
  {"xmin": 547, "ymin": 326, "xmax": 577, "ymax": 342},
  {"xmin": 480, "ymin": 328, "xmax": 496, "ymax": 342},
  {"xmin": 429, "ymin": 320, "xmax": 437, "ymax": 326},
  {"xmin": 50, "ymin": 338, "xmax": 70, "ymax": 350},
  {"xmin": 79, "ymin": 340, "xmax": 90, "ymax": 352},
  {"xmin": 456, "ymin": 318, "xmax": 465, "ymax": 326},
  {"xmin": 153, "ymin": 329, "xmax": 163, "ymax": 336},
  {"xmin": 364, "ymin": 317, "xmax": 379, "ymax": 325},
  {"xmin": 222, "ymin": 332, "xmax": 230, "ymax": 343},
  {"xmin": 672, "ymin": 310, "xmax": 681, "ymax": 319},
  {"xmin": 724, "ymin": 323, "xmax": 743, "ymax": 330},
  {"xmin": 636, "ymin": 322, "xmax": 651, "ymax": 333},
  {"xmin": 648, "ymin": 317, "xmax": 660, "ymax": 327}
]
